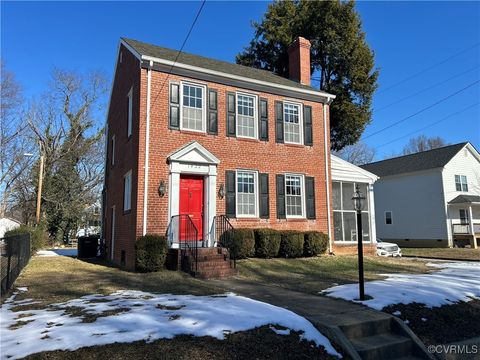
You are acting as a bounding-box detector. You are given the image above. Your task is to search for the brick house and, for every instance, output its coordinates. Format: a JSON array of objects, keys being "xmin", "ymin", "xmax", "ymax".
[{"xmin": 102, "ymin": 36, "xmax": 364, "ymax": 271}]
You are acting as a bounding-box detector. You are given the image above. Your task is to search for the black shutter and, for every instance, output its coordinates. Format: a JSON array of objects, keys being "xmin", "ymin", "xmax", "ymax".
[
  {"xmin": 276, "ymin": 174, "xmax": 286, "ymax": 219},
  {"xmin": 305, "ymin": 176, "xmax": 316, "ymax": 219},
  {"xmin": 169, "ymin": 82, "xmax": 180, "ymax": 130},
  {"xmin": 225, "ymin": 170, "xmax": 236, "ymax": 218},
  {"xmin": 275, "ymin": 101, "xmax": 284, "ymax": 143},
  {"xmin": 259, "ymin": 98, "xmax": 268, "ymax": 141},
  {"xmin": 259, "ymin": 173, "xmax": 269, "ymax": 218},
  {"xmin": 304, "ymin": 105, "xmax": 313, "ymax": 146},
  {"xmin": 208, "ymin": 89, "xmax": 218, "ymax": 134},
  {"xmin": 226, "ymin": 92, "xmax": 236, "ymax": 137}
]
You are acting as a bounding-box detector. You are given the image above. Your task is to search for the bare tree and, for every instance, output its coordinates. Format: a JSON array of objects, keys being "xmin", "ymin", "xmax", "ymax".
[
  {"xmin": 0, "ymin": 62, "xmax": 34, "ymax": 217},
  {"xmin": 334, "ymin": 141, "xmax": 376, "ymax": 165},
  {"xmin": 402, "ymin": 134, "xmax": 448, "ymax": 155}
]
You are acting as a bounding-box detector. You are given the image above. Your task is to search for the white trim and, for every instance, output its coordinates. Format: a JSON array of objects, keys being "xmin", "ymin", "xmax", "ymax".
[
  {"xmin": 111, "ymin": 135, "xmax": 115, "ymax": 166},
  {"xmin": 283, "ymin": 101, "xmax": 303, "ymax": 145},
  {"xmin": 330, "ymin": 154, "xmax": 379, "ymax": 183},
  {"xmin": 139, "ymin": 52, "xmax": 336, "ymax": 101},
  {"xmin": 235, "ymin": 92, "xmax": 258, "ymax": 140},
  {"xmin": 284, "ymin": 173, "xmax": 306, "ymax": 219},
  {"xmin": 179, "ymin": 81, "xmax": 207, "ymax": 133},
  {"xmin": 385, "ymin": 211, "xmax": 393, "ymax": 225},
  {"xmin": 235, "ymin": 169, "xmax": 259, "ymax": 218},
  {"xmin": 324, "ymin": 104, "xmax": 332, "ymax": 252},
  {"xmin": 110, "ymin": 205, "xmax": 116, "ymax": 260},
  {"xmin": 142, "ymin": 63, "xmax": 152, "ymax": 236},
  {"xmin": 124, "ymin": 170, "xmax": 132, "ymax": 211},
  {"xmin": 127, "ymin": 86, "xmax": 133, "ymax": 137}
]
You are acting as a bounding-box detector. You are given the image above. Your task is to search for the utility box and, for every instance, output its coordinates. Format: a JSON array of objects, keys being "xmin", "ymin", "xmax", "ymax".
[{"xmin": 77, "ymin": 235, "xmax": 99, "ymax": 258}]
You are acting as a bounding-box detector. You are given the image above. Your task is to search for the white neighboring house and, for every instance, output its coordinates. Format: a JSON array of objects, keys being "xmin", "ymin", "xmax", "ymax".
[
  {"xmin": 361, "ymin": 142, "xmax": 480, "ymax": 248},
  {"xmin": 331, "ymin": 155, "xmax": 378, "ymax": 247},
  {"xmin": 0, "ymin": 218, "xmax": 21, "ymax": 238}
]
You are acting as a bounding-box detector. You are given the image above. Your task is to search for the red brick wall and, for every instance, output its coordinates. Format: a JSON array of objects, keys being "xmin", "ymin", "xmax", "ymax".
[
  {"xmin": 104, "ymin": 44, "xmax": 142, "ymax": 270},
  {"xmin": 105, "ymin": 47, "xmax": 366, "ymax": 269}
]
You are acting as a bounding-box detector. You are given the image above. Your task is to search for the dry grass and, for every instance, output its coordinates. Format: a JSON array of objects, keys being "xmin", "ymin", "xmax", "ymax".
[
  {"xmin": 402, "ymin": 247, "xmax": 480, "ymax": 261},
  {"xmin": 6, "ymin": 256, "xmax": 222, "ymax": 305},
  {"xmin": 236, "ymin": 255, "xmax": 431, "ymax": 294}
]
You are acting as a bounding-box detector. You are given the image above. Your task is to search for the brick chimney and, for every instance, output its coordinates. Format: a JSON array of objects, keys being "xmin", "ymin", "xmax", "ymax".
[{"xmin": 287, "ymin": 37, "xmax": 311, "ymax": 86}]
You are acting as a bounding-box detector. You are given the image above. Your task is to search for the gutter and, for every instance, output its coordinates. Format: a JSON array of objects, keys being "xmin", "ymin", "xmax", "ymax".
[
  {"xmin": 323, "ymin": 97, "xmax": 333, "ymax": 252},
  {"xmin": 142, "ymin": 61, "xmax": 153, "ymax": 236}
]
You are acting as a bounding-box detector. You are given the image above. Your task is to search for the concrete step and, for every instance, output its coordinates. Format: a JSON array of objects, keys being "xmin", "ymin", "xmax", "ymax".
[
  {"xmin": 340, "ymin": 317, "xmax": 392, "ymax": 339},
  {"xmin": 351, "ymin": 333, "xmax": 412, "ymax": 360},
  {"xmin": 195, "ymin": 268, "xmax": 236, "ymax": 279}
]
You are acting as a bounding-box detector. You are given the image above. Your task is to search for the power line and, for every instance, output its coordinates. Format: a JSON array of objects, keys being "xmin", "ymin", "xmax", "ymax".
[
  {"xmin": 377, "ymin": 42, "xmax": 480, "ymax": 95},
  {"xmin": 363, "ymin": 79, "xmax": 480, "ymax": 140},
  {"xmin": 152, "ymin": 0, "xmax": 207, "ymax": 104},
  {"xmin": 375, "ymin": 102, "xmax": 480, "ymax": 149},
  {"xmin": 375, "ymin": 66, "xmax": 479, "ymax": 112}
]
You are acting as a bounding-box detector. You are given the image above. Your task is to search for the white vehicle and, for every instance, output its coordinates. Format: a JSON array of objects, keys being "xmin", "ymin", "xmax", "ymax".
[{"xmin": 376, "ymin": 239, "xmax": 402, "ymax": 257}]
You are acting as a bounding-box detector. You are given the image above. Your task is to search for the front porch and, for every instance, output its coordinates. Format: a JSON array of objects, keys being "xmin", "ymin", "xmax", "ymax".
[{"xmin": 448, "ymin": 195, "xmax": 480, "ymax": 249}]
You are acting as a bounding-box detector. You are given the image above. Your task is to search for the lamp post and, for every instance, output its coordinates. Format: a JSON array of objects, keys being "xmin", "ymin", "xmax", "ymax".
[
  {"xmin": 352, "ymin": 184, "xmax": 366, "ymax": 301},
  {"xmin": 24, "ymin": 152, "xmax": 44, "ymax": 225}
]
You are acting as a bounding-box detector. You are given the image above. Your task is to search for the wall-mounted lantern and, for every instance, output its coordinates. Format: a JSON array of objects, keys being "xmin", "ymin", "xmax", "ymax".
[
  {"xmin": 158, "ymin": 180, "xmax": 166, "ymax": 197},
  {"xmin": 218, "ymin": 184, "xmax": 225, "ymax": 199}
]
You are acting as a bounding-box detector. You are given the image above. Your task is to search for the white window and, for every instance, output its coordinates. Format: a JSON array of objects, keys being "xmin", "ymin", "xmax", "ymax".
[
  {"xmin": 332, "ymin": 181, "xmax": 371, "ymax": 242},
  {"xmin": 284, "ymin": 102, "xmax": 303, "ymax": 144},
  {"xmin": 459, "ymin": 209, "xmax": 469, "ymax": 225},
  {"xmin": 455, "ymin": 175, "xmax": 468, "ymax": 192},
  {"xmin": 236, "ymin": 93, "xmax": 257, "ymax": 139},
  {"xmin": 111, "ymin": 135, "xmax": 115, "ymax": 166},
  {"xmin": 181, "ymin": 83, "xmax": 205, "ymax": 132},
  {"xmin": 124, "ymin": 170, "xmax": 132, "ymax": 212},
  {"xmin": 385, "ymin": 211, "xmax": 393, "ymax": 225},
  {"xmin": 127, "ymin": 87, "xmax": 133, "ymax": 137},
  {"xmin": 285, "ymin": 174, "xmax": 304, "ymax": 217},
  {"xmin": 236, "ymin": 170, "xmax": 258, "ymax": 217}
]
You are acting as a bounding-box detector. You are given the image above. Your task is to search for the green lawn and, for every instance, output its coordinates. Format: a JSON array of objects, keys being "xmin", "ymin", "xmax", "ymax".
[
  {"xmin": 402, "ymin": 247, "xmax": 480, "ymax": 261},
  {"xmin": 235, "ymin": 255, "xmax": 431, "ymax": 295}
]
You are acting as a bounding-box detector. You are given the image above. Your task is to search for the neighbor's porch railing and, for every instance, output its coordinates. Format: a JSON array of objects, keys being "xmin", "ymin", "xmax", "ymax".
[{"xmin": 452, "ymin": 223, "xmax": 480, "ymax": 234}]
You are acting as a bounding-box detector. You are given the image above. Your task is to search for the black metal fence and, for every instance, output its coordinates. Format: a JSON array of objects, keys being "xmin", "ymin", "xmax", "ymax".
[{"xmin": 1, "ymin": 234, "xmax": 31, "ymax": 295}]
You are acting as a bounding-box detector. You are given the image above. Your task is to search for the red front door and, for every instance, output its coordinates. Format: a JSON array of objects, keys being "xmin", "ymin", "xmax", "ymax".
[{"xmin": 179, "ymin": 175, "xmax": 204, "ymax": 241}]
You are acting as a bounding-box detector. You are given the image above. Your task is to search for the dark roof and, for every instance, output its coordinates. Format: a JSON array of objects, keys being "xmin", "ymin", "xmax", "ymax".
[
  {"xmin": 360, "ymin": 142, "xmax": 468, "ymax": 177},
  {"xmin": 121, "ymin": 38, "xmax": 325, "ymax": 94},
  {"xmin": 449, "ymin": 195, "xmax": 480, "ymax": 204}
]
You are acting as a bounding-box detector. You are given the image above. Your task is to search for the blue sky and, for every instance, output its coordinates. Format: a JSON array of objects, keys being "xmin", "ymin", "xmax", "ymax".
[{"xmin": 2, "ymin": 1, "xmax": 479, "ymax": 159}]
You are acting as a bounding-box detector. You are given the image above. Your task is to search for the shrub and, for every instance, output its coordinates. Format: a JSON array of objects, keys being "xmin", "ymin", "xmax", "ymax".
[
  {"xmin": 279, "ymin": 231, "xmax": 304, "ymax": 258},
  {"xmin": 135, "ymin": 234, "xmax": 167, "ymax": 272},
  {"xmin": 303, "ymin": 231, "xmax": 328, "ymax": 257},
  {"xmin": 220, "ymin": 228, "xmax": 255, "ymax": 259},
  {"xmin": 4, "ymin": 225, "xmax": 48, "ymax": 252},
  {"xmin": 254, "ymin": 229, "xmax": 281, "ymax": 258}
]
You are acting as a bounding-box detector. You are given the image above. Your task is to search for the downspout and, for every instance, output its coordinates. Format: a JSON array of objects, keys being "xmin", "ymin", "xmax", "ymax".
[
  {"xmin": 323, "ymin": 99, "xmax": 333, "ymax": 253},
  {"xmin": 142, "ymin": 61, "xmax": 153, "ymax": 236}
]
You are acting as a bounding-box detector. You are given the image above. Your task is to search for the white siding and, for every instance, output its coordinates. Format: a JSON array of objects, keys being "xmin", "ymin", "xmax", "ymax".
[
  {"xmin": 442, "ymin": 146, "xmax": 480, "ymax": 203},
  {"xmin": 374, "ymin": 169, "xmax": 448, "ymax": 242}
]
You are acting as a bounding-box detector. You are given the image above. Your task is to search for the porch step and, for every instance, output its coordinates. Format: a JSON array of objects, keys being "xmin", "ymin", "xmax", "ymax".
[
  {"xmin": 339, "ymin": 318, "xmax": 392, "ymax": 339},
  {"xmin": 350, "ymin": 333, "xmax": 413, "ymax": 360},
  {"xmin": 197, "ymin": 254, "xmax": 229, "ymax": 262}
]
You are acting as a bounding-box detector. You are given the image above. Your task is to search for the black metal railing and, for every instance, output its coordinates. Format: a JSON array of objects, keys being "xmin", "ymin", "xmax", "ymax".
[
  {"xmin": 166, "ymin": 215, "xmax": 199, "ymax": 274},
  {"xmin": 1, "ymin": 234, "xmax": 31, "ymax": 295},
  {"xmin": 213, "ymin": 215, "xmax": 236, "ymax": 268}
]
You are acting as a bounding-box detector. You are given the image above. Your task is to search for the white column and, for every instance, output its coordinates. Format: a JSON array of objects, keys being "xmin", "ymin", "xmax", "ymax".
[
  {"xmin": 206, "ymin": 165, "xmax": 217, "ymax": 247},
  {"xmin": 469, "ymin": 205, "xmax": 477, "ymax": 249}
]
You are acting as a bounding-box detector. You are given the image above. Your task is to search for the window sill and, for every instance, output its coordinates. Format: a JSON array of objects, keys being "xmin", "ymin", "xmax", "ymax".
[
  {"xmin": 123, "ymin": 209, "xmax": 132, "ymax": 215},
  {"xmin": 173, "ymin": 129, "xmax": 208, "ymax": 137},
  {"xmin": 284, "ymin": 218, "xmax": 309, "ymax": 222},
  {"xmin": 231, "ymin": 136, "xmax": 261, "ymax": 143},
  {"xmin": 234, "ymin": 217, "xmax": 260, "ymax": 221},
  {"xmin": 282, "ymin": 142, "xmax": 304, "ymax": 148}
]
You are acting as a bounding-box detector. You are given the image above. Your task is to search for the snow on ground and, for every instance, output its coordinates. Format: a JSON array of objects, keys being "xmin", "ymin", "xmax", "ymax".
[
  {"xmin": 322, "ymin": 262, "xmax": 480, "ymax": 310},
  {"xmin": 36, "ymin": 248, "xmax": 77, "ymax": 257},
  {"xmin": 0, "ymin": 290, "xmax": 340, "ymax": 359}
]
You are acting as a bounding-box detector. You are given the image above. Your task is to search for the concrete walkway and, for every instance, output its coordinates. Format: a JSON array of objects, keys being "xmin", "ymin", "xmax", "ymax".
[
  {"xmin": 211, "ymin": 279, "xmax": 433, "ymax": 360},
  {"xmin": 211, "ymin": 278, "xmax": 389, "ymax": 328}
]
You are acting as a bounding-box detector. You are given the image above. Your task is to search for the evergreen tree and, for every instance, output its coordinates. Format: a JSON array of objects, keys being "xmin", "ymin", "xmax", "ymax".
[{"xmin": 237, "ymin": 0, "xmax": 379, "ymax": 150}]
